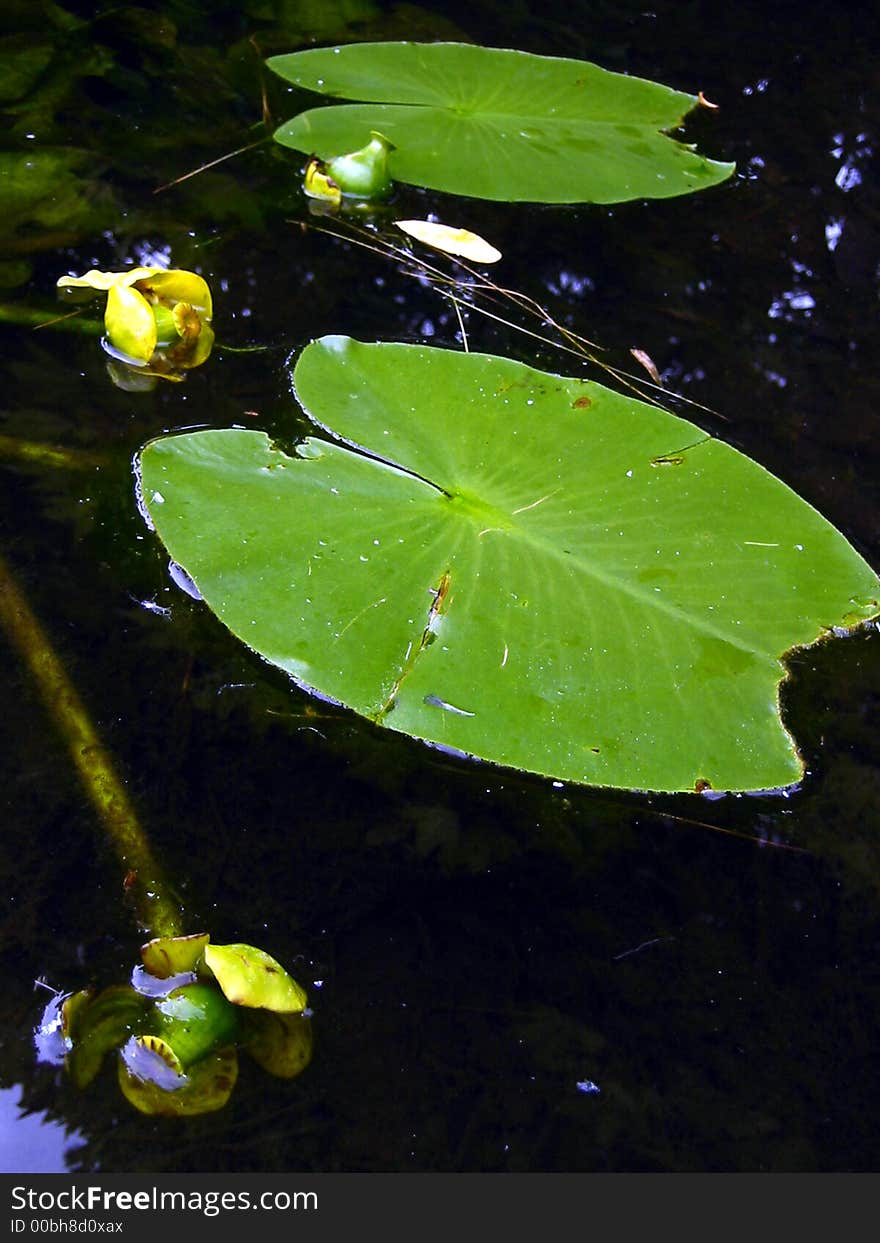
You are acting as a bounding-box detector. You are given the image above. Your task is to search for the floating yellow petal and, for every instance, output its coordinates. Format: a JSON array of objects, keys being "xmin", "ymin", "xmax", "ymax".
[{"xmin": 394, "ymin": 219, "xmax": 502, "ymax": 264}]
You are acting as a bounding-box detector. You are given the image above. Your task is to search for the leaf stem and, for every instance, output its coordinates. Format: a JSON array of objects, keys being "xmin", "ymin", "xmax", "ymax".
[
  {"xmin": 0, "ymin": 303, "xmax": 103, "ymax": 334},
  {"xmin": 0, "ymin": 550, "xmax": 182, "ymax": 938}
]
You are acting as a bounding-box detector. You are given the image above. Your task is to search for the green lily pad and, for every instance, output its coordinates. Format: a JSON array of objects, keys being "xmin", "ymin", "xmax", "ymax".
[
  {"xmin": 202, "ymin": 943, "xmax": 309, "ymax": 1013},
  {"xmin": 137, "ymin": 337, "xmax": 880, "ymax": 794},
  {"xmin": 269, "ymin": 41, "xmax": 735, "ymax": 203}
]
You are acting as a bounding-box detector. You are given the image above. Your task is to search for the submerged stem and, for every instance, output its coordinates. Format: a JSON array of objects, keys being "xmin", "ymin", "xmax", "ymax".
[
  {"xmin": 0, "ymin": 433, "xmax": 107, "ymax": 471},
  {"xmin": 0, "ymin": 303, "xmax": 103, "ymax": 334},
  {"xmin": 0, "ymin": 550, "xmax": 182, "ymax": 938}
]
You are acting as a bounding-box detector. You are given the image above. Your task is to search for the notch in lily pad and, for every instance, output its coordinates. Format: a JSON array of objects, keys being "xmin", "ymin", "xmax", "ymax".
[{"xmin": 35, "ymin": 933, "xmax": 312, "ymax": 1117}]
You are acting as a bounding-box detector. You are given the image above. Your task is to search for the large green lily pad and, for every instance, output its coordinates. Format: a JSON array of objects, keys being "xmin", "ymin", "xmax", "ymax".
[
  {"xmin": 137, "ymin": 338, "xmax": 879, "ymax": 794},
  {"xmin": 268, "ymin": 41, "xmax": 735, "ymax": 203}
]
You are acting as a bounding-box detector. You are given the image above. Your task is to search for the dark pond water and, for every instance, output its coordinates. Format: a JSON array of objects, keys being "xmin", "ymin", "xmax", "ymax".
[{"xmin": 1, "ymin": 0, "xmax": 879, "ymax": 1173}]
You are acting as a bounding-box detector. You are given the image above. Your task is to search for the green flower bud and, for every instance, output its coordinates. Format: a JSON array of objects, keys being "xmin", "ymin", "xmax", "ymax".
[
  {"xmin": 153, "ymin": 981, "xmax": 240, "ymax": 1068},
  {"xmin": 325, "ymin": 131, "xmax": 395, "ymax": 199}
]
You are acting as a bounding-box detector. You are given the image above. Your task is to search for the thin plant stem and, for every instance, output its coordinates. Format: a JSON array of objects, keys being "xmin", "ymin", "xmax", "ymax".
[
  {"xmin": 152, "ymin": 137, "xmax": 269, "ymax": 195},
  {"xmin": 304, "ymin": 215, "xmax": 727, "ymax": 420},
  {"xmin": 451, "ymin": 297, "xmax": 469, "ymax": 352},
  {"xmin": 0, "ymin": 550, "xmax": 182, "ymax": 938}
]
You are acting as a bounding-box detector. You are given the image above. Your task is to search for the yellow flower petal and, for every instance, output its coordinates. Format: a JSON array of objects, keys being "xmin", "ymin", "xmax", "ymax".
[
  {"xmin": 304, "ymin": 156, "xmax": 342, "ymax": 206},
  {"xmin": 203, "ymin": 943, "xmax": 308, "ymax": 1013},
  {"xmin": 141, "ymin": 933, "xmax": 211, "ymax": 979},
  {"xmin": 117, "ymin": 1043, "xmax": 237, "ymax": 1117},
  {"xmin": 394, "ymin": 220, "xmax": 502, "ymax": 264},
  {"xmin": 166, "ymin": 304, "xmax": 215, "ymax": 370},
  {"xmin": 104, "ymin": 284, "xmax": 157, "ymax": 363},
  {"xmin": 181, "ymin": 320, "xmax": 215, "ymax": 370},
  {"xmin": 141, "ymin": 270, "xmax": 213, "ymax": 318},
  {"xmin": 57, "ymin": 268, "xmax": 213, "ymax": 319},
  {"xmin": 57, "ymin": 267, "xmax": 162, "ymax": 295},
  {"xmin": 244, "ymin": 1010, "xmax": 313, "ymax": 1080}
]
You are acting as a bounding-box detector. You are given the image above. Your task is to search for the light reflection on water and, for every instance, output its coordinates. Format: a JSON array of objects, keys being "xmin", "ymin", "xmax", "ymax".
[{"xmin": 0, "ymin": 1085, "xmax": 85, "ymax": 1174}]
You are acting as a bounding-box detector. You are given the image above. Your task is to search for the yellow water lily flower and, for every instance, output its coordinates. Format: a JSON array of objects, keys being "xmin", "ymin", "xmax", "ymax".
[
  {"xmin": 36, "ymin": 932, "xmax": 313, "ymax": 1117},
  {"xmin": 56, "ymin": 267, "xmax": 214, "ymax": 377}
]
